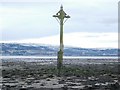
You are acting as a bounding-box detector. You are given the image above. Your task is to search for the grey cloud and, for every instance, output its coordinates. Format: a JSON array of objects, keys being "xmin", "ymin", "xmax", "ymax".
[{"xmin": 99, "ymin": 18, "xmax": 117, "ymax": 24}]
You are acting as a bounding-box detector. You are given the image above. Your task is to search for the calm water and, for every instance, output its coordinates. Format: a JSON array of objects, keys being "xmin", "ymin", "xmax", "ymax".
[{"xmin": 0, "ymin": 56, "xmax": 118, "ymax": 59}]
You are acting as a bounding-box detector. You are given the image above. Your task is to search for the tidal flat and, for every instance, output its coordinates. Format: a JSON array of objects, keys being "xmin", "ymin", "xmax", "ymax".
[{"xmin": 1, "ymin": 58, "xmax": 120, "ymax": 90}]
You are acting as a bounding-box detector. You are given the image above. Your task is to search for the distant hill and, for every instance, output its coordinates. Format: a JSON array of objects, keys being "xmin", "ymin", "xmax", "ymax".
[{"xmin": 1, "ymin": 43, "xmax": 118, "ymax": 56}]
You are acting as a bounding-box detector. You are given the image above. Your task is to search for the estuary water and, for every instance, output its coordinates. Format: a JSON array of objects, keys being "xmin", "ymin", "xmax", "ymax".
[{"xmin": 0, "ymin": 56, "xmax": 118, "ymax": 59}]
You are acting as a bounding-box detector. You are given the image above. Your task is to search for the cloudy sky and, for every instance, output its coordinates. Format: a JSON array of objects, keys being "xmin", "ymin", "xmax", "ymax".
[{"xmin": 0, "ymin": 0, "xmax": 118, "ymax": 48}]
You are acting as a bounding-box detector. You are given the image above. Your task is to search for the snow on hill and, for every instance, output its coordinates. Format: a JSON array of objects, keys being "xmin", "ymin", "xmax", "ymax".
[{"xmin": 1, "ymin": 43, "xmax": 118, "ymax": 56}]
